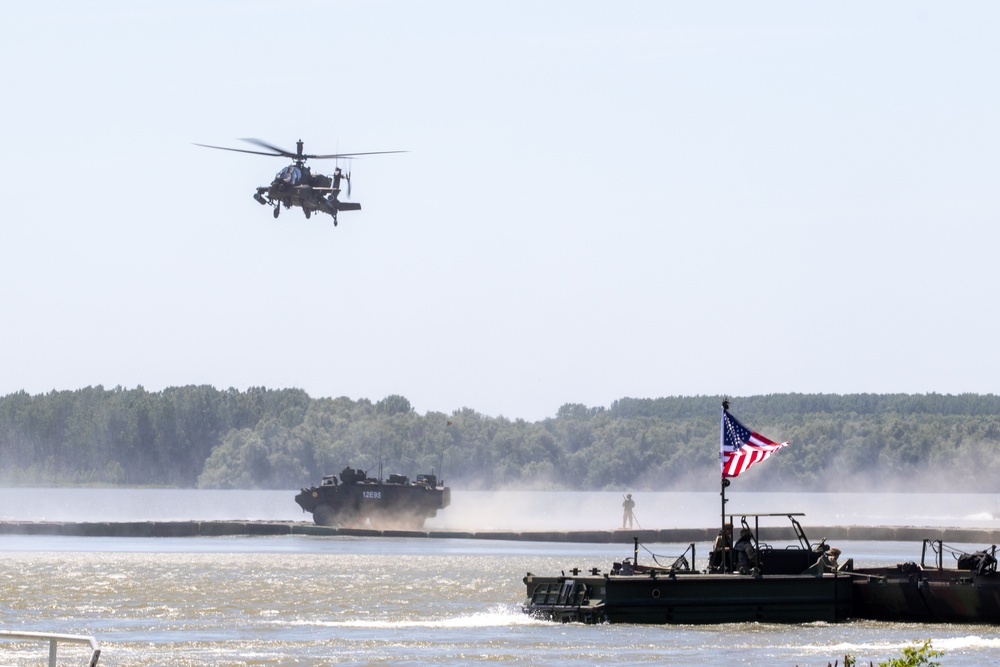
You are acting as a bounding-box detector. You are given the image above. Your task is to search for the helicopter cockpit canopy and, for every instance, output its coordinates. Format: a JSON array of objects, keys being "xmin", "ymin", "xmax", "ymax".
[{"xmin": 275, "ymin": 165, "xmax": 302, "ymax": 185}]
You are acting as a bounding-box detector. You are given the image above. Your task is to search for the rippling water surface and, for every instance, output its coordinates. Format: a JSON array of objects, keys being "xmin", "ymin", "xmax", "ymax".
[{"xmin": 2, "ymin": 489, "xmax": 1000, "ymax": 666}]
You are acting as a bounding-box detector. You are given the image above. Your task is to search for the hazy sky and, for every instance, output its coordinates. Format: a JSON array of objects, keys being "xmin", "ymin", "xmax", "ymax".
[{"xmin": 2, "ymin": 2, "xmax": 998, "ymax": 421}]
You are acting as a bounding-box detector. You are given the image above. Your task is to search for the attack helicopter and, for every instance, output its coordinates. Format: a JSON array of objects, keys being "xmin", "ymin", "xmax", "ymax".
[{"xmin": 194, "ymin": 138, "xmax": 404, "ymax": 225}]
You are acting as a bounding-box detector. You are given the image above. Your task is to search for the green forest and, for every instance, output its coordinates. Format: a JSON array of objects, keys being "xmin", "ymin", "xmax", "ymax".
[{"xmin": 2, "ymin": 386, "xmax": 1000, "ymax": 492}]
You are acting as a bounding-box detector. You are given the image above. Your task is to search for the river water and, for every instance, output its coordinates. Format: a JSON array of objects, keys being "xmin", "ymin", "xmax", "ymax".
[{"xmin": 2, "ymin": 489, "xmax": 1000, "ymax": 666}]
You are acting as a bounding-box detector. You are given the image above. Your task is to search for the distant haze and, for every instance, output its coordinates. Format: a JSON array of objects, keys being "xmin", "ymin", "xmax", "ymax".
[{"xmin": 2, "ymin": 489, "xmax": 997, "ymax": 533}]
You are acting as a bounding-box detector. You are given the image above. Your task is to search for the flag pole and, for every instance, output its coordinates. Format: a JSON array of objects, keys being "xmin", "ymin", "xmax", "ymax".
[{"xmin": 720, "ymin": 399, "xmax": 731, "ymax": 573}]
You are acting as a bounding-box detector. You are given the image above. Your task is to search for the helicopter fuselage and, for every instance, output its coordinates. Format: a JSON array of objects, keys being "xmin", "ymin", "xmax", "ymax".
[{"xmin": 254, "ymin": 163, "xmax": 360, "ymax": 223}]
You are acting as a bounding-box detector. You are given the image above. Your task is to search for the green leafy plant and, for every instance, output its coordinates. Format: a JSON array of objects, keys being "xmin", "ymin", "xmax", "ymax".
[{"xmin": 877, "ymin": 639, "xmax": 942, "ymax": 667}]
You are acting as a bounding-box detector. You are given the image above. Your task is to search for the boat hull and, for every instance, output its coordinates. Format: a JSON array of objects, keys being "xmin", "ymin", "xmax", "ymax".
[
  {"xmin": 852, "ymin": 566, "xmax": 1000, "ymax": 623},
  {"xmin": 524, "ymin": 571, "xmax": 854, "ymax": 625}
]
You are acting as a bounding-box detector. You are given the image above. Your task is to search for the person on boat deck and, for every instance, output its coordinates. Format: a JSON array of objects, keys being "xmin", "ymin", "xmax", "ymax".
[
  {"xmin": 622, "ymin": 494, "xmax": 635, "ymax": 529},
  {"xmin": 713, "ymin": 523, "xmax": 733, "ymax": 552},
  {"xmin": 710, "ymin": 523, "xmax": 734, "ymax": 571},
  {"xmin": 734, "ymin": 527, "xmax": 755, "ymax": 571}
]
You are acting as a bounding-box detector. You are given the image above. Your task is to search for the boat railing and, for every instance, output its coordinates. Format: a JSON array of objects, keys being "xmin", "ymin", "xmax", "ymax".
[
  {"xmin": 633, "ymin": 537, "xmax": 695, "ymax": 572},
  {"xmin": 922, "ymin": 539, "xmax": 942, "ymax": 569},
  {"xmin": 922, "ymin": 539, "xmax": 998, "ymax": 574},
  {"xmin": 0, "ymin": 630, "xmax": 100, "ymax": 667}
]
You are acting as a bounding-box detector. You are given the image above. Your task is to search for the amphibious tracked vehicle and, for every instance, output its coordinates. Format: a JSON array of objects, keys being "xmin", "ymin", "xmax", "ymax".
[{"xmin": 295, "ymin": 467, "xmax": 450, "ymax": 530}]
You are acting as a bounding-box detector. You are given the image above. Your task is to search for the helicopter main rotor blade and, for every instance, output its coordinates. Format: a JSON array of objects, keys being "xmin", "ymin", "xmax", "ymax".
[
  {"xmin": 239, "ymin": 138, "xmax": 297, "ymax": 158},
  {"xmin": 195, "ymin": 138, "xmax": 407, "ymax": 161},
  {"xmin": 193, "ymin": 142, "xmax": 285, "ymax": 157},
  {"xmin": 308, "ymin": 150, "xmax": 408, "ymax": 159}
]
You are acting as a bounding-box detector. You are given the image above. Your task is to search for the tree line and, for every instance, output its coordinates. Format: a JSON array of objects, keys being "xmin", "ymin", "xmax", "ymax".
[{"xmin": 2, "ymin": 386, "xmax": 999, "ymax": 492}]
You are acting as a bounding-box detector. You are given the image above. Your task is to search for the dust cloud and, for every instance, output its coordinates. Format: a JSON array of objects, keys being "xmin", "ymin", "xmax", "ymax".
[
  {"xmin": 425, "ymin": 490, "xmax": 1000, "ymax": 533},
  {"xmin": 2, "ymin": 488, "xmax": 998, "ymax": 532}
]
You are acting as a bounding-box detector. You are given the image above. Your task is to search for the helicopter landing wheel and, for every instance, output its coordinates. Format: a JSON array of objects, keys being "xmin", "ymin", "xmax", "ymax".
[
  {"xmin": 304, "ymin": 209, "xmax": 311, "ymax": 219},
  {"xmin": 273, "ymin": 206, "xmax": 280, "ymax": 219},
  {"xmin": 333, "ymin": 216, "xmax": 338, "ymax": 227}
]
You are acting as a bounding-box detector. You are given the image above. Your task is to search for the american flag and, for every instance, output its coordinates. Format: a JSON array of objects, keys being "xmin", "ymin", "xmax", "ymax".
[{"xmin": 720, "ymin": 408, "xmax": 788, "ymax": 478}]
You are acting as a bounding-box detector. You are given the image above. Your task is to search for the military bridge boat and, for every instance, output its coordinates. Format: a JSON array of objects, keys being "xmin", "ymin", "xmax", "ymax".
[
  {"xmin": 523, "ymin": 513, "xmax": 853, "ymax": 625},
  {"xmin": 523, "ymin": 518, "xmax": 1000, "ymax": 625}
]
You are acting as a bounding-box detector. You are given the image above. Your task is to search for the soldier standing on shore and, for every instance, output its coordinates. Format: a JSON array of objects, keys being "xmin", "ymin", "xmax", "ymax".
[{"xmin": 622, "ymin": 493, "xmax": 636, "ymax": 529}]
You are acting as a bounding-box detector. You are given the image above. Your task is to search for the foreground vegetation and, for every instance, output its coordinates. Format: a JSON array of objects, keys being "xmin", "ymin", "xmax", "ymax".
[
  {"xmin": 804, "ymin": 639, "xmax": 942, "ymax": 667},
  {"xmin": 2, "ymin": 386, "xmax": 999, "ymax": 491}
]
